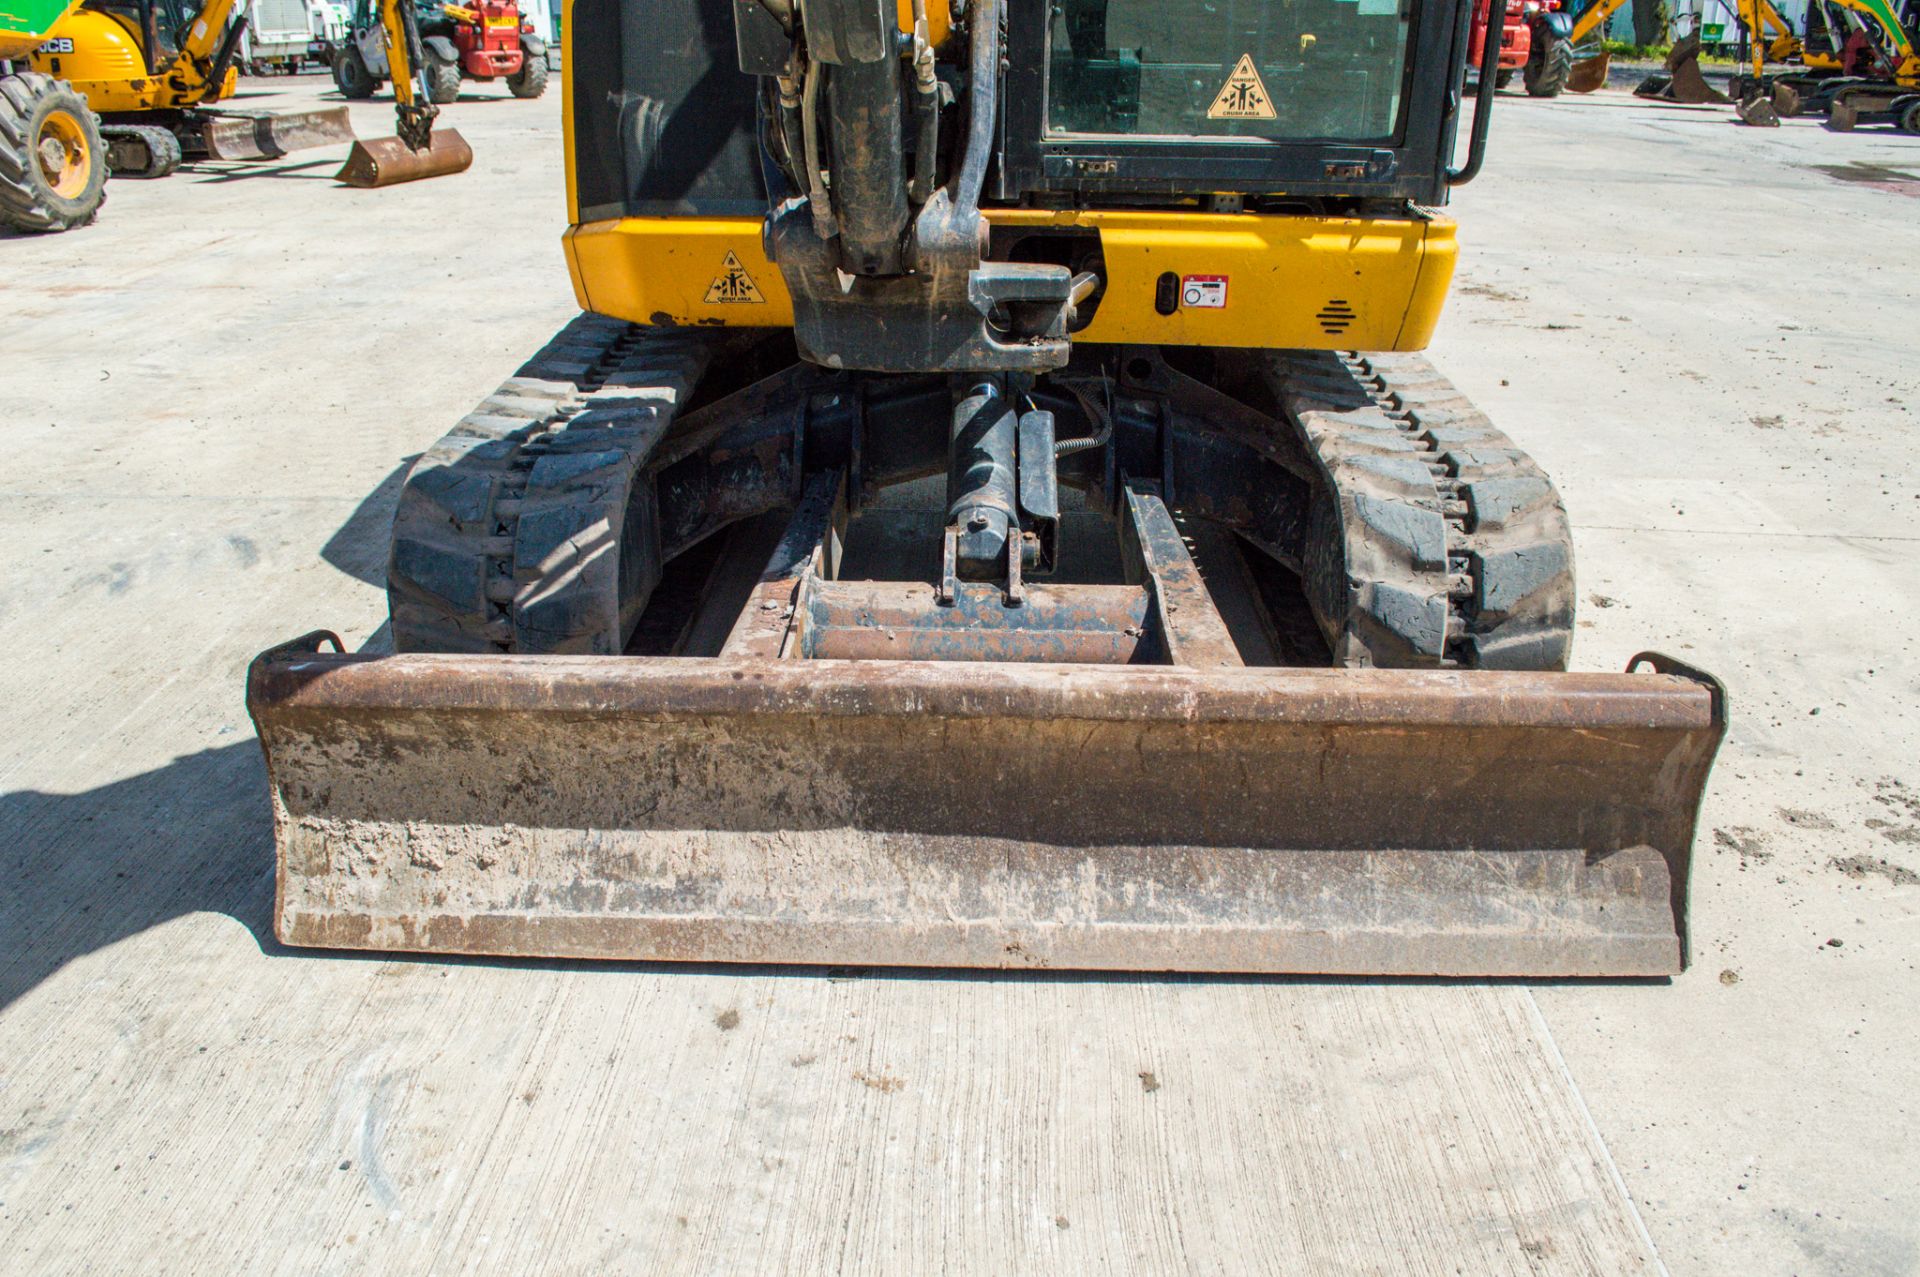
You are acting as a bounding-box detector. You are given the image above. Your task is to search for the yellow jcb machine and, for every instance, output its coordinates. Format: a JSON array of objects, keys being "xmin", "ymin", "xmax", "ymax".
[
  {"xmin": 248, "ymin": 0, "xmax": 1726, "ymax": 975},
  {"xmin": 1558, "ymin": 0, "xmax": 1918, "ymax": 110},
  {"xmin": 1, "ymin": 0, "xmax": 463, "ymax": 231},
  {"xmin": 1749, "ymin": 0, "xmax": 1920, "ymax": 127}
]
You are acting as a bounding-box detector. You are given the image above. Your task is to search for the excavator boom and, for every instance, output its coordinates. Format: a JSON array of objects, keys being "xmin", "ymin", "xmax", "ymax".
[{"xmin": 334, "ymin": 0, "xmax": 472, "ymax": 185}]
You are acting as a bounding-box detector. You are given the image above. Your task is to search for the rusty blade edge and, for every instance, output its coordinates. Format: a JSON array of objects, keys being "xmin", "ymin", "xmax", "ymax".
[
  {"xmin": 247, "ymin": 649, "xmax": 1722, "ymax": 732},
  {"xmin": 275, "ymin": 908, "xmax": 1684, "ymax": 977}
]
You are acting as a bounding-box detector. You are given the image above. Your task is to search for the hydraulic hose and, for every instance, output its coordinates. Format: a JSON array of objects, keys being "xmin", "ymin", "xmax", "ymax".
[{"xmin": 951, "ymin": 0, "xmax": 998, "ymax": 209}]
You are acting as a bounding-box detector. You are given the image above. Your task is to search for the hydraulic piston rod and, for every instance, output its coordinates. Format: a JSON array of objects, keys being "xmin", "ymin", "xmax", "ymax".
[{"xmin": 947, "ymin": 376, "xmax": 1018, "ymax": 578}]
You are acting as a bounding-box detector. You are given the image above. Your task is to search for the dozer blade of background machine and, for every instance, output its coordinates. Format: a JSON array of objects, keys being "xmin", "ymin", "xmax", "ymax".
[
  {"xmin": 199, "ymin": 107, "xmax": 359, "ymax": 161},
  {"xmin": 1566, "ymin": 50, "xmax": 1611, "ymax": 94},
  {"xmin": 247, "ymin": 643, "xmax": 1725, "ymax": 978},
  {"xmin": 334, "ymin": 130, "xmax": 474, "ymax": 188}
]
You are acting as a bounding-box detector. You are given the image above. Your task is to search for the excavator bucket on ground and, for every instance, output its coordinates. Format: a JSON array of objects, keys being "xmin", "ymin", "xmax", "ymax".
[
  {"xmin": 334, "ymin": 129, "xmax": 473, "ymax": 188},
  {"xmin": 1567, "ymin": 49, "xmax": 1610, "ymax": 93},
  {"xmin": 199, "ymin": 107, "xmax": 358, "ymax": 161},
  {"xmin": 1635, "ymin": 33, "xmax": 1732, "ymax": 103}
]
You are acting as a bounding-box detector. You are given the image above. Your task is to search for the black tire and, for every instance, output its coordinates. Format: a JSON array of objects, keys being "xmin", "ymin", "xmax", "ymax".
[
  {"xmin": 425, "ymin": 53, "xmax": 463, "ymax": 104},
  {"xmin": 1494, "ymin": 68, "xmax": 1515, "ymax": 89},
  {"xmin": 1899, "ymin": 98, "xmax": 1920, "ymax": 135},
  {"xmin": 0, "ymin": 72, "xmax": 107, "ymax": 234},
  {"xmin": 101, "ymin": 123, "xmax": 182, "ymax": 179},
  {"xmin": 507, "ymin": 46, "xmax": 549, "ymax": 99},
  {"xmin": 334, "ymin": 45, "xmax": 378, "ymax": 99},
  {"xmin": 1524, "ymin": 34, "xmax": 1573, "ymax": 97}
]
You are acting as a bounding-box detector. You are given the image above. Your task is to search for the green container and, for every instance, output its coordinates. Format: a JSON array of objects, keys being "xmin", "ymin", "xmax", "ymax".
[{"xmin": 0, "ymin": 0, "xmax": 81, "ymax": 60}]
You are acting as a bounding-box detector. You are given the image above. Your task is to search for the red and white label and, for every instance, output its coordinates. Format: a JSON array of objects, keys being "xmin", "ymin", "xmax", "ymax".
[{"xmin": 1181, "ymin": 275, "xmax": 1228, "ymax": 309}]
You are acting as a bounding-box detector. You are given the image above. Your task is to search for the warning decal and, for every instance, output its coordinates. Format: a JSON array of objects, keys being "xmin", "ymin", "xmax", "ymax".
[
  {"xmin": 704, "ymin": 251, "xmax": 766, "ymax": 304},
  {"xmin": 1207, "ymin": 54, "xmax": 1277, "ymax": 121},
  {"xmin": 1181, "ymin": 275, "xmax": 1228, "ymax": 309}
]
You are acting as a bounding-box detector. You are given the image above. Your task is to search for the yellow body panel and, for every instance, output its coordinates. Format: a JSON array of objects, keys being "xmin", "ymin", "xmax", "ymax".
[
  {"xmin": 565, "ymin": 210, "xmax": 1456, "ymax": 353},
  {"xmin": 29, "ymin": 3, "xmax": 241, "ymax": 111},
  {"xmin": 561, "ymin": 0, "xmax": 580, "ymax": 220},
  {"xmin": 897, "ymin": 0, "xmax": 950, "ymax": 49},
  {"xmin": 31, "ymin": 9, "xmax": 146, "ymax": 102}
]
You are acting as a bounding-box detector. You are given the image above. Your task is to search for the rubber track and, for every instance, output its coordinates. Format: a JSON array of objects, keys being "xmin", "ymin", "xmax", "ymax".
[
  {"xmin": 101, "ymin": 124, "xmax": 182, "ymax": 179},
  {"xmin": 387, "ymin": 315, "xmax": 714, "ymax": 654},
  {"xmin": 1268, "ymin": 349, "xmax": 1574, "ymax": 671}
]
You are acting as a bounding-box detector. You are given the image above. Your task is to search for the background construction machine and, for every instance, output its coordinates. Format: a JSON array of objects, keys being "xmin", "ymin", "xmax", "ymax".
[
  {"xmin": 16, "ymin": 0, "xmax": 355, "ymax": 184},
  {"xmin": 331, "ymin": 0, "xmax": 546, "ymax": 101},
  {"xmin": 1, "ymin": 0, "xmax": 469, "ymax": 231},
  {"xmin": 1550, "ymin": 0, "xmax": 1731, "ymax": 97},
  {"xmin": 328, "ymin": 0, "xmax": 473, "ymax": 183},
  {"xmin": 1470, "ymin": 0, "xmax": 1578, "ymax": 95},
  {"xmin": 1559, "ymin": 0, "xmax": 1918, "ymax": 114},
  {"xmin": 0, "ymin": 25, "xmax": 104, "ymax": 231},
  {"xmin": 1752, "ymin": 0, "xmax": 1920, "ymax": 124},
  {"xmin": 248, "ymin": 0, "xmax": 1726, "ymax": 976}
]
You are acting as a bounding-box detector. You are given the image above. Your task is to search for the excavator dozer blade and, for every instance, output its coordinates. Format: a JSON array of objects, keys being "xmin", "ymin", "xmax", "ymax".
[
  {"xmin": 1567, "ymin": 50, "xmax": 1611, "ymax": 94},
  {"xmin": 200, "ymin": 107, "xmax": 358, "ymax": 161},
  {"xmin": 333, "ymin": 129, "xmax": 474, "ymax": 188},
  {"xmin": 247, "ymin": 645, "xmax": 1725, "ymax": 977}
]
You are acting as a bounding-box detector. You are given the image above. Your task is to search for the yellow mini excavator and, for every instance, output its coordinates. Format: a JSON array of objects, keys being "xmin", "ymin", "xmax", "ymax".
[
  {"xmin": 20, "ymin": 0, "xmax": 357, "ymax": 183},
  {"xmin": 247, "ymin": 0, "xmax": 1726, "ymax": 976},
  {"xmin": 1, "ymin": 0, "xmax": 464, "ymax": 231}
]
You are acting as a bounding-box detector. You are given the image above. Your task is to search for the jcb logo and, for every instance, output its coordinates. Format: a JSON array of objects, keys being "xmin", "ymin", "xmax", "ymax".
[{"xmin": 39, "ymin": 37, "xmax": 75, "ymax": 54}]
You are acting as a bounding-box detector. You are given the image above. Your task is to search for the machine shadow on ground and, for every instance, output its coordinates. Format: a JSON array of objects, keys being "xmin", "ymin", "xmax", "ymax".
[
  {"xmin": 0, "ymin": 742, "xmax": 277, "ymax": 1011},
  {"xmin": 0, "ymin": 737, "xmax": 1657, "ymax": 1016},
  {"xmin": 323, "ymin": 455, "xmax": 416, "ymax": 587},
  {"xmin": 0, "ymin": 458, "xmax": 417, "ymax": 1013}
]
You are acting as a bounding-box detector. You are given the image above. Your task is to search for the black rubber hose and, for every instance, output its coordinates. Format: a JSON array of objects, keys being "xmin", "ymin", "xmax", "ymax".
[{"xmin": 951, "ymin": 0, "xmax": 998, "ymax": 209}]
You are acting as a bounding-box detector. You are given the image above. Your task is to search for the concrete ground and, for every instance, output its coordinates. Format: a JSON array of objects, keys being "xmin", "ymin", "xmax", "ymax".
[{"xmin": 2, "ymin": 76, "xmax": 1916, "ymax": 1274}]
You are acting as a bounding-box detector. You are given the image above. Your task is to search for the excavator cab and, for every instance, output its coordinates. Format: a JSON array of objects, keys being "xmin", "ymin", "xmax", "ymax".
[
  {"xmin": 1045, "ymin": 0, "xmax": 1408, "ymax": 136},
  {"xmin": 247, "ymin": 0, "xmax": 1725, "ymax": 976},
  {"xmin": 81, "ymin": 0, "xmax": 191, "ymax": 67}
]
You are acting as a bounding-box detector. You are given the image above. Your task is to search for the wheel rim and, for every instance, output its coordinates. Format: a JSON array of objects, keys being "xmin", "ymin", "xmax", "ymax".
[{"xmin": 36, "ymin": 107, "xmax": 92, "ymax": 201}]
